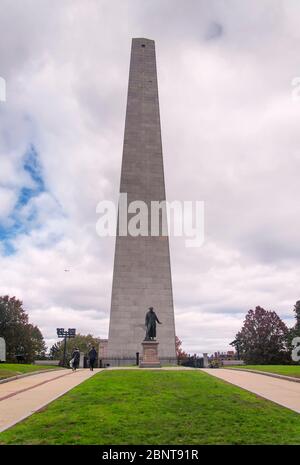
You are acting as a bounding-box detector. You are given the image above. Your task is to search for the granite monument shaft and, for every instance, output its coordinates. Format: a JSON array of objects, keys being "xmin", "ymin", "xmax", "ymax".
[{"xmin": 106, "ymin": 38, "xmax": 176, "ymax": 365}]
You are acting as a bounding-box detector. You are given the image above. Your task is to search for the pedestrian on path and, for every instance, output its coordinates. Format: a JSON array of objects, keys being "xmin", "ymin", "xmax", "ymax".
[
  {"xmin": 88, "ymin": 346, "xmax": 97, "ymax": 371},
  {"xmin": 71, "ymin": 347, "xmax": 80, "ymax": 371}
]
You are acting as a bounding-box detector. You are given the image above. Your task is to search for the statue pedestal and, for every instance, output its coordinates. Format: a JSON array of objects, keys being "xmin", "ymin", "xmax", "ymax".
[{"xmin": 140, "ymin": 340, "xmax": 161, "ymax": 368}]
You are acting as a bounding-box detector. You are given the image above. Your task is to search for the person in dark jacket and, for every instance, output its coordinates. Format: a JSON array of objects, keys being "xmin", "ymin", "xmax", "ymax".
[
  {"xmin": 71, "ymin": 347, "xmax": 80, "ymax": 371},
  {"xmin": 88, "ymin": 346, "xmax": 97, "ymax": 371}
]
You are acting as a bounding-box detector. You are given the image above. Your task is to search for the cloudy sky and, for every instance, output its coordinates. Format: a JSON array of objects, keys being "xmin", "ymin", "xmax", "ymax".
[{"xmin": 1, "ymin": 0, "xmax": 300, "ymax": 354}]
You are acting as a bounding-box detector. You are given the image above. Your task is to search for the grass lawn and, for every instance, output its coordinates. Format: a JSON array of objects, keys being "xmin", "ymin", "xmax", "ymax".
[
  {"xmin": 227, "ymin": 365, "xmax": 300, "ymax": 378},
  {"xmin": 0, "ymin": 363, "xmax": 61, "ymax": 380},
  {"xmin": 1, "ymin": 370, "xmax": 300, "ymax": 445}
]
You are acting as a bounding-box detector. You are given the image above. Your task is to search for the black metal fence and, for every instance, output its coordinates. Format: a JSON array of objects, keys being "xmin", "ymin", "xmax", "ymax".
[{"xmin": 179, "ymin": 356, "xmax": 204, "ymax": 368}]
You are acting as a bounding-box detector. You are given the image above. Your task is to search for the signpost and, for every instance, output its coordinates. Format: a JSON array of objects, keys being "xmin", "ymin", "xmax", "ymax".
[{"xmin": 56, "ymin": 328, "xmax": 76, "ymax": 367}]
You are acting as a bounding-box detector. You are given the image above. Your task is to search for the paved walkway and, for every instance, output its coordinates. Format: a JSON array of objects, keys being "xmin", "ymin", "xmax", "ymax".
[
  {"xmin": 202, "ymin": 368, "xmax": 300, "ymax": 413},
  {"xmin": 0, "ymin": 368, "xmax": 101, "ymax": 432},
  {"xmin": 1, "ymin": 366, "xmax": 299, "ymax": 434},
  {"xmin": 0, "ymin": 366, "xmax": 196, "ymax": 433}
]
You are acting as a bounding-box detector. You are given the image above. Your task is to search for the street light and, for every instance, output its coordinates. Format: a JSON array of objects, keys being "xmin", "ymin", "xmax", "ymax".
[{"xmin": 56, "ymin": 328, "xmax": 76, "ymax": 367}]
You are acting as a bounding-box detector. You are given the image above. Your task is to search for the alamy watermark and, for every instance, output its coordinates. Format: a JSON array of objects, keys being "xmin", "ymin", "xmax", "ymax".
[
  {"xmin": 0, "ymin": 76, "xmax": 6, "ymax": 102},
  {"xmin": 96, "ymin": 194, "xmax": 204, "ymax": 248},
  {"xmin": 291, "ymin": 337, "xmax": 300, "ymax": 362},
  {"xmin": 291, "ymin": 77, "xmax": 300, "ymax": 101}
]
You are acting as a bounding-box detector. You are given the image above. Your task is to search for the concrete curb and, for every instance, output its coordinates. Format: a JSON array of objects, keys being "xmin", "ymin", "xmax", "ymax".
[
  {"xmin": 226, "ymin": 367, "xmax": 300, "ymax": 383},
  {"xmin": 0, "ymin": 368, "xmax": 64, "ymax": 385}
]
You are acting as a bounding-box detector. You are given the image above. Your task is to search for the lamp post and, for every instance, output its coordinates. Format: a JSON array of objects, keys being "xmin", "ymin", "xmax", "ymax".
[{"xmin": 56, "ymin": 328, "xmax": 76, "ymax": 367}]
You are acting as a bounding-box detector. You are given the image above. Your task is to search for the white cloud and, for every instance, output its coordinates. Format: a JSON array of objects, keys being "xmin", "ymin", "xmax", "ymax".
[{"xmin": 0, "ymin": 187, "xmax": 17, "ymax": 220}]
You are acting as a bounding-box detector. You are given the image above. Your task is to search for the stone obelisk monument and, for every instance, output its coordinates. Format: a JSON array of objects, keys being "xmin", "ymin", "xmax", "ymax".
[{"xmin": 106, "ymin": 38, "xmax": 176, "ymax": 366}]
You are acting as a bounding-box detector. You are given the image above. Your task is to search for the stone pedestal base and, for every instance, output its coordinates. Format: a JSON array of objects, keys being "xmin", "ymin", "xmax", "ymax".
[{"xmin": 139, "ymin": 340, "xmax": 161, "ymax": 368}]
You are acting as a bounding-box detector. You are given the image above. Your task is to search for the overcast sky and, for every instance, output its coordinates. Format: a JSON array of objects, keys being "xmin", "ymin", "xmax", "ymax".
[{"xmin": 0, "ymin": 0, "xmax": 300, "ymax": 354}]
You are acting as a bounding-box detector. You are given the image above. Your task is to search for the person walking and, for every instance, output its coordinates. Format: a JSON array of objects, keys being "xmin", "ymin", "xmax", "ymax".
[
  {"xmin": 71, "ymin": 347, "xmax": 80, "ymax": 371},
  {"xmin": 88, "ymin": 346, "xmax": 97, "ymax": 371}
]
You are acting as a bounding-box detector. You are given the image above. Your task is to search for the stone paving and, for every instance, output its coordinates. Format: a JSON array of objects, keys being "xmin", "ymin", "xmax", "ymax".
[
  {"xmin": 0, "ymin": 368, "xmax": 102, "ymax": 432},
  {"xmin": 202, "ymin": 368, "xmax": 300, "ymax": 413}
]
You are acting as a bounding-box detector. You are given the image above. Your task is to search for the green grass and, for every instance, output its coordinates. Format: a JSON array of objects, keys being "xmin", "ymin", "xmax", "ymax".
[
  {"xmin": 0, "ymin": 363, "xmax": 61, "ymax": 380},
  {"xmin": 227, "ymin": 365, "xmax": 300, "ymax": 378},
  {"xmin": 1, "ymin": 370, "xmax": 300, "ymax": 445}
]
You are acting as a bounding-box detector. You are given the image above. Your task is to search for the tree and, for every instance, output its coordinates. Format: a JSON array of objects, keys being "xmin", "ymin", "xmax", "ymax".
[
  {"xmin": 230, "ymin": 337, "xmax": 241, "ymax": 360},
  {"xmin": 292, "ymin": 301, "xmax": 300, "ymax": 333},
  {"xmin": 26, "ymin": 324, "xmax": 47, "ymax": 360},
  {"xmin": 0, "ymin": 295, "xmax": 46, "ymax": 362},
  {"xmin": 231, "ymin": 306, "xmax": 289, "ymax": 364},
  {"xmin": 49, "ymin": 342, "xmax": 60, "ymax": 359},
  {"xmin": 50, "ymin": 333, "xmax": 100, "ymax": 364},
  {"xmin": 175, "ymin": 336, "xmax": 188, "ymax": 361}
]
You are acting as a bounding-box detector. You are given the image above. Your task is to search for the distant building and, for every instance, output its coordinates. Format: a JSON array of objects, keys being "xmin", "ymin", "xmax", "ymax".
[
  {"xmin": 211, "ymin": 351, "xmax": 239, "ymax": 361},
  {"xmin": 208, "ymin": 350, "xmax": 244, "ymax": 367}
]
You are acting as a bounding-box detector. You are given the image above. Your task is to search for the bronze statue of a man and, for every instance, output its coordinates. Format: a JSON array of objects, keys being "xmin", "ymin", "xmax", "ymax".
[{"xmin": 144, "ymin": 307, "xmax": 162, "ymax": 341}]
